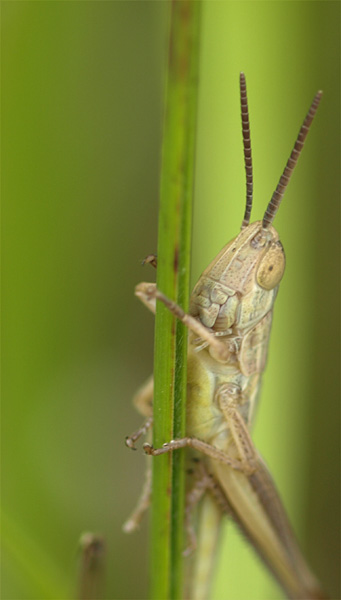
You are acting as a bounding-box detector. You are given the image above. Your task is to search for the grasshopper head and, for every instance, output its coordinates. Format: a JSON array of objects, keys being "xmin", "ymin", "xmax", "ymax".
[
  {"xmin": 200, "ymin": 220, "xmax": 285, "ymax": 296},
  {"xmin": 240, "ymin": 221, "xmax": 285, "ymax": 291},
  {"xmin": 190, "ymin": 76, "xmax": 321, "ymax": 332},
  {"xmin": 191, "ymin": 221, "xmax": 285, "ymax": 331},
  {"xmin": 218, "ymin": 73, "xmax": 321, "ymax": 296},
  {"xmin": 212, "ymin": 75, "xmax": 322, "ymax": 295},
  {"xmin": 233, "ymin": 74, "xmax": 320, "ymax": 292}
]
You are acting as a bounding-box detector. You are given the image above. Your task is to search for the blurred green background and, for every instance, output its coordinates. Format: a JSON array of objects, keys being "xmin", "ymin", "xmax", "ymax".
[{"xmin": 2, "ymin": 2, "xmax": 339, "ymax": 599}]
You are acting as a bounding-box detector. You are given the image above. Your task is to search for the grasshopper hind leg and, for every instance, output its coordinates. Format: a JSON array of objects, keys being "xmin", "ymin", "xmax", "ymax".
[
  {"xmin": 122, "ymin": 461, "xmax": 152, "ymax": 533},
  {"xmin": 187, "ymin": 485, "xmax": 223, "ymax": 600},
  {"xmin": 183, "ymin": 461, "xmax": 216, "ymax": 556}
]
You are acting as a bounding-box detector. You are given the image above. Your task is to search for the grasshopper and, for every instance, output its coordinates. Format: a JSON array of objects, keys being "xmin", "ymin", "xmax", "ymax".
[{"xmin": 124, "ymin": 74, "xmax": 326, "ymax": 600}]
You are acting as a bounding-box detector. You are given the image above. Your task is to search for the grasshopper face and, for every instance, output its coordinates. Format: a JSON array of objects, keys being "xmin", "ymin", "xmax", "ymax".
[{"xmin": 191, "ymin": 221, "xmax": 285, "ymax": 335}]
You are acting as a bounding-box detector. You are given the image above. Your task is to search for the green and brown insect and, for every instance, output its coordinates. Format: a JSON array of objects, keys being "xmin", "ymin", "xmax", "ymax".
[{"xmin": 124, "ymin": 74, "xmax": 326, "ymax": 600}]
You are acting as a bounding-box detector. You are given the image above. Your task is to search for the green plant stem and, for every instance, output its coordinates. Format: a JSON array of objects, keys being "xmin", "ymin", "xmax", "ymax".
[{"xmin": 150, "ymin": 2, "xmax": 201, "ymax": 599}]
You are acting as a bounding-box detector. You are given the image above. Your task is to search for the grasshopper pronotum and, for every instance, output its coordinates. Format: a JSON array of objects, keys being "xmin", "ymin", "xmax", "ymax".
[{"xmin": 125, "ymin": 74, "xmax": 326, "ymax": 600}]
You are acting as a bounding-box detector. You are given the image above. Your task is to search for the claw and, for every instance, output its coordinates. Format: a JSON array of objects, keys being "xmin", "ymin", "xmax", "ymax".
[
  {"xmin": 143, "ymin": 443, "xmax": 153, "ymax": 455},
  {"xmin": 142, "ymin": 254, "xmax": 157, "ymax": 269},
  {"xmin": 122, "ymin": 519, "xmax": 139, "ymax": 534},
  {"xmin": 125, "ymin": 437, "xmax": 137, "ymax": 450}
]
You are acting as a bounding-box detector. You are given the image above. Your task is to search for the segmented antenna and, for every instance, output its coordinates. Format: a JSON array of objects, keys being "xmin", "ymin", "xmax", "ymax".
[
  {"xmin": 262, "ymin": 90, "xmax": 323, "ymax": 228},
  {"xmin": 240, "ymin": 72, "xmax": 253, "ymax": 228}
]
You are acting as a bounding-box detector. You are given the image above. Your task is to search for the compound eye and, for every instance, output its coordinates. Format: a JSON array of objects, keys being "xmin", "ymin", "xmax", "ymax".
[{"xmin": 256, "ymin": 242, "xmax": 285, "ymax": 290}]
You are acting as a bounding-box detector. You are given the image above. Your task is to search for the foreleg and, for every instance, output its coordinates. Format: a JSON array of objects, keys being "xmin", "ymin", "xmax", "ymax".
[{"xmin": 135, "ymin": 283, "xmax": 231, "ymax": 363}]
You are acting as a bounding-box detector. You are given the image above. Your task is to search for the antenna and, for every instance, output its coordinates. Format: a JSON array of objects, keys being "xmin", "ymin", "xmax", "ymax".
[
  {"xmin": 262, "ymin": 90, "xmax": 323, "ymax": 228},
  {"xmin": 240, "ymin": 72, "xmax": 253, "ymax": 228}
]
